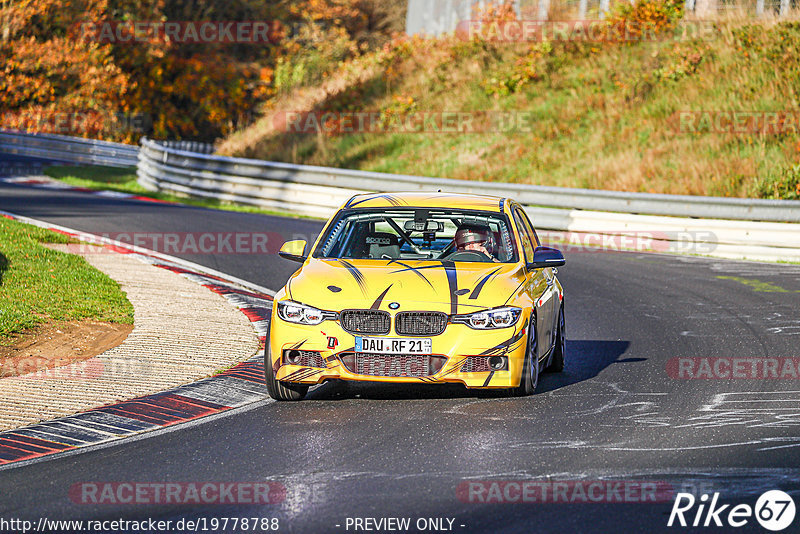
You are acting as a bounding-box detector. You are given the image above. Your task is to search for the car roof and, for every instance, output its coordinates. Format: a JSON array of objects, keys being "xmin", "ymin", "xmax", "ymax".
[{"xmin": 343, "ymin": 192, "xmax": 506, "ymax": 212}]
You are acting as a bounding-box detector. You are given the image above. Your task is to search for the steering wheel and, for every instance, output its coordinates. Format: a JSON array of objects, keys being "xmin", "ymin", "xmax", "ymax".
[{"xmin": 441, "ymin": 250, "xmax": 493, "ymax": 262}]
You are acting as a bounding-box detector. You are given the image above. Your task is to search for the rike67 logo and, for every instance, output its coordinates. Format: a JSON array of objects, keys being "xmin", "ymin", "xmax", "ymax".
[{"xmin": 668, "ymin": 490, "xmax": 796, "ymax": 531}]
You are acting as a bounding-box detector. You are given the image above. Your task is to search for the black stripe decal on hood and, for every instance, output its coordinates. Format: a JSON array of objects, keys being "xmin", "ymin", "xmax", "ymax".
[
  {"xmin": 391, "ymin": 261, "xmax": 457, "ymax": 310},
  {"xmin": 442, "ymin": 261, "xmax": 458, "ymax": 315},
  {"xmin": 338, "ymin": 259, "xmax": 368, "ymax": 295},
  {"xmin": 391, "ymin": 263, "xmax": 443, "ymax": 272},
  {"xmin": 389, "ymin": 261, "xmax": 434, "ymax": 288},
  {"xmin": 469, "ymin": 267, "xmax": 503, "ymax": 300},
  {"xmin": 371, "ymin": 284, "xmax": 393, "ymax": 310}
]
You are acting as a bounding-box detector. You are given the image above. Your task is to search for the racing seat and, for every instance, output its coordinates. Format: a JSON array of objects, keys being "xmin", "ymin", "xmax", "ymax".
[{"xmin": 365, "ymin": 232, "xmax": 400, "ymax": 259}]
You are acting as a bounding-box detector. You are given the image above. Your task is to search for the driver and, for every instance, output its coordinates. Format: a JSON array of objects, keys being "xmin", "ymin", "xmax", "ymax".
[{"xmin": 454, "ymin": 224, "xmax": 499, "ymax": 261}]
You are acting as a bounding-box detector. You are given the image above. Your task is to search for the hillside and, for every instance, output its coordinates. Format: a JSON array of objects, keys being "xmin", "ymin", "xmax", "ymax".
[{"xmin": 218, "ymin": 2, "xmax": 800, "ymax": 200}]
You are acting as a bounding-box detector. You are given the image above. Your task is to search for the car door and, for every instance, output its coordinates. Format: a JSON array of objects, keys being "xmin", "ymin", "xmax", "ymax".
[
  {"xmin": 511, "ymin": 206, "xmax": 551, "ymax": 362},
  {"xmin": 518, "ymin": 208, "xmax": 560, "ymax": 351}
]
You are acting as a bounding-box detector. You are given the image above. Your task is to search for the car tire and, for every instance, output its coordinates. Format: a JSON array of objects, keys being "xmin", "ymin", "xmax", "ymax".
[
  {"xmin": 545, "ymin": 304, "xmax": 565, "ymax": 373},
  {"xmin": 264, "ymin": 342, "xmax": 308, "ymax": 401},
  {"xmin": 513, "ymin": 314, "xmax": 539, "ymax": 396}
]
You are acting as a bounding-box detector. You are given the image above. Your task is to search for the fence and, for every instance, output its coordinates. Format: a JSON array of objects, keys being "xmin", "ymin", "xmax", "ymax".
[{"xmin": 406, "ymin": 0, "xmax": 797, "ymax": 36}]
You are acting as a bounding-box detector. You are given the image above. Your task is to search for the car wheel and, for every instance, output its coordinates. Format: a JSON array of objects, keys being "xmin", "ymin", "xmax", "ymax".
[
  {"xmin": 513, "ymin": 315, "xmax": 539, "ymax": 396},
  {"xmin": 264, "ymin": 342, "xmax": 308, "ymax": 401},
  {"xmin": 546, "ymin": 304, "xmax": 565, "ymax": 373}
]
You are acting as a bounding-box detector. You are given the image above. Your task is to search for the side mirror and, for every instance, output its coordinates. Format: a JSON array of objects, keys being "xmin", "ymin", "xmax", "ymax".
[
  {"xmin": 279, "ymin": 240, "xmax": 308, "ymax": 263},
  {"xmin": 527, "ymin": 246, "xmax": 565, "ymax": 270}
]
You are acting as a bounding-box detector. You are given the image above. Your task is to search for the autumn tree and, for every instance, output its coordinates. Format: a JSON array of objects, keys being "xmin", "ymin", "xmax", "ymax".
[{"xmin": 1, "ymin": 0, "xmax": 406, "ymax": 142}]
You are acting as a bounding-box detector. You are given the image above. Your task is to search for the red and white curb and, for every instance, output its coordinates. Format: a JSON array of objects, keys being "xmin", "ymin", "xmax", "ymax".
[
  {"xmin": 1, "ymin": 175, "xmax": 174, "ymax": 204},
  {"xmin": 0, "ymin": 211, "xmax": 274, "ymax": 469}
]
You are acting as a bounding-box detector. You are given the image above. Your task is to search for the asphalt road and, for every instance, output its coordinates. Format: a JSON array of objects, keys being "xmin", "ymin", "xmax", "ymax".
[{"xmin": 2, "ymin": 180, "xmax": 800, "ymax": 533}]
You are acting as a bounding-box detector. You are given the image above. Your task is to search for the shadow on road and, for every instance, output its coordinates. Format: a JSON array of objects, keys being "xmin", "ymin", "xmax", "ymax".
[
  {"xmin": 304, "ymin": 339, "xmax": 632, "ymax": 401},
  {"xmin": 537, "ymin": 339, "xmax": 632, "ymax": 393}
]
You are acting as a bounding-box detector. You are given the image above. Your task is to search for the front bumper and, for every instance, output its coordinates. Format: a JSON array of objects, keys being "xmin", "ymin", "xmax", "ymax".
[{"xmin": 268, "ymin": 313, "xmax": 530, "ymax": 389}]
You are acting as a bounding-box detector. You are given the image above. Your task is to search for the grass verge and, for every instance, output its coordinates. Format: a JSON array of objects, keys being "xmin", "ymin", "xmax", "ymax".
[
  {"xmin": 43, "ymin": 165, "xmax": 319, "ymax": 219},
  {"xmin": 0, "ymin": 217, "xmax": 134, "ymax": 345}
]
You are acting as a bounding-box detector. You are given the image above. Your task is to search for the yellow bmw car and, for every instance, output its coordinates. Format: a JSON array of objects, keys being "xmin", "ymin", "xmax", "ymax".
[{"xmin": 265, "ymin": 192, "xmax": 565, "ymax": 401}]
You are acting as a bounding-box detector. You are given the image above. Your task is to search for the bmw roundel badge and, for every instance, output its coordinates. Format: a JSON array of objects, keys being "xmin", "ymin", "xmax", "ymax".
[{"xmin": 388, "ymin": 302, "xmax": 400, "ymax": 310}]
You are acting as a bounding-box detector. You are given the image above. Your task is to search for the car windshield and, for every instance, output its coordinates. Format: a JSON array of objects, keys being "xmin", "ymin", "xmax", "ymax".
[{"xmin": 314, "ymin": 208, "xmax": 518, "ymax": 263}]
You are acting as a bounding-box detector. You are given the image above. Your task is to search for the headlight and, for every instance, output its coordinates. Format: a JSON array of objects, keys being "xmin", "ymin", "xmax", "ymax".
[
  {"xmin": 277, "ymin": 301, "xmax": 336, "ymax": 325},
  {"xmin": 451, "ymin": 307, "xmax": 522, "ymax": 329}
]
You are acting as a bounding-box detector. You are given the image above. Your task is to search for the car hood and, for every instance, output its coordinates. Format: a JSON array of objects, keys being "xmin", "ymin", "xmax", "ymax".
[{"xmin": 286, "ymin": 258, "xmax": 526, "ymax": 314}]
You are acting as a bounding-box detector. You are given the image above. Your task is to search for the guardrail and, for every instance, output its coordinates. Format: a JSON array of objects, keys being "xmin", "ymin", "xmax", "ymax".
[
  {"xmin": 137, "ymin": 137, "xmax": 800, "ymax": 262},
  {"xmin": 0, "ymin": 130, "xmax": 139, "ymax": 168},
  {"xmin": 3, "ymin": 131, "xmax": 798, "ymax": 262},
  {"xmin": 154, "ymin": 139, "xmax": 215, "ymax": 154},
  {"xmin": 137, "ymin": 137, "xmax": 800, "ymax": 223}
]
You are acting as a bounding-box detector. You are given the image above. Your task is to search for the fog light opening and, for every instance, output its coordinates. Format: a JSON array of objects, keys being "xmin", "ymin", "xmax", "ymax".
[
  {"xmin": 286, "ymin": 350, "xmax": 300, "ymax": 364},
  {"xmin": 489, "ymin": 356, "xmax": 506, "ymax": 370}
]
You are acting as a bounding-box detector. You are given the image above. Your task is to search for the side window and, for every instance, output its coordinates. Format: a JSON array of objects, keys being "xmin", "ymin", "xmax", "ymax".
[
  {"xmin": 512, "ymin": 209, "xmax": 535, "ymax": 264},
  {"xmin": 518, "ymin": 208, "xmax": 541, "ymax": 246}
]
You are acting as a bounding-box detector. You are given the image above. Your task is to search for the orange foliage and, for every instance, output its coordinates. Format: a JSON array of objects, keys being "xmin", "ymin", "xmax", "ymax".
[
  {"xmin": 474, "ymin": 1, "xmax": 519, "ymax": 25},
  {"xmin": 1, "ymin": 0, "xmax": 132, "ymax": 139},
  {"xmin": 1, "ymin": 0, "xmax": 395, "ymax": 142},
  {"xmin": 605, "ymin": 0, "xmax": 685, "ymax": 43}
]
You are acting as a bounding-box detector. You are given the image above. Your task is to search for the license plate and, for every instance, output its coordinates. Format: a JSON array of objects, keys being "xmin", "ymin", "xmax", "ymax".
[{"xmin": 354, "ymin": 336, "xmax": 432, "ymax": 354}]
